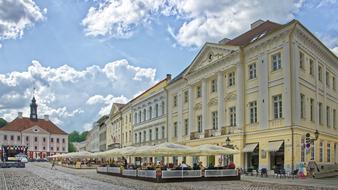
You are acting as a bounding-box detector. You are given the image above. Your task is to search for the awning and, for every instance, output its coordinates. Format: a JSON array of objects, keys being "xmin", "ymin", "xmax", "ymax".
[
  {"xmin": 265, "ymin": 141, "xmax": 284, "ymax": 152},
  {"xmin": 242, "ymin": 143, "xmax": 258, "ymax": 153}
]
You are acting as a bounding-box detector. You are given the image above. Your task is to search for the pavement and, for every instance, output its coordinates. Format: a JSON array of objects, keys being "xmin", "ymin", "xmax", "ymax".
[{"xmin": 0, "ymin": 162, "xmax": 338, "ymax": 190}]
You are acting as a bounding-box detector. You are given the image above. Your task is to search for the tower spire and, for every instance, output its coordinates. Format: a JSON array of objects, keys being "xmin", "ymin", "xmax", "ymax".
[{"xmin": 30, "ymin": 93, "xmax": 38, "ymax": 120}]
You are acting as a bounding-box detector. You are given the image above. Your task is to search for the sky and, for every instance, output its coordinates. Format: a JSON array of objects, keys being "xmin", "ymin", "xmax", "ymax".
[{"xmin": 0, "ymin": 0, "xmax": 338, "ymax": 133}]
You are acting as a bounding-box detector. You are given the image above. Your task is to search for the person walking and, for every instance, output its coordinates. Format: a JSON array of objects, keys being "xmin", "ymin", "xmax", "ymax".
[{"xmin": 51, "ymin": 159, "xmax": 57, "ymax": 170}]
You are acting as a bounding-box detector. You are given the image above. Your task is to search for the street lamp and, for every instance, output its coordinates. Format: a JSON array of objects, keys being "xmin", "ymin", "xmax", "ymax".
[
  {"xmin": 225, "ymin": 137, "xmax": 231, "ymax": 147},
  {"xmin": 314, "ymin": 130, "xmax": 319, "ymax": 140}
]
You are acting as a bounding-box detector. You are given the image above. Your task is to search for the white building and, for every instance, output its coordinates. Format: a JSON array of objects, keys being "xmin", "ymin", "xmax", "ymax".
[{"xmin": 0, "ymin": 97, "xmax": 68, "ymax": 159}]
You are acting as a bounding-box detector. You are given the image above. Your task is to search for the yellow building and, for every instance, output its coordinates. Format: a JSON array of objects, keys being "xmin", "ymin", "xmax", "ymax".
[
  {"xmin": 106, "ymin": 103, "xmax": 125, "ymax": 150},
  {"xmin": 166, "ymin": 19, "xmax": 338, "ymax": 172},
  {"xmin": 121, "ymin": 103, "xmax": 133, "ymax": 147}
]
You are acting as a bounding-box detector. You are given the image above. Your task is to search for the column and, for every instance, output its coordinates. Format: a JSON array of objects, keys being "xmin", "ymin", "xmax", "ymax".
[
  {"xmin": 202, "ymin": 79, "xmax": 208, "ymax": 132},
  {"xmin": 236, "ymin": 63, "xmax": 244, "ymax": 130},
  {"xmin": 217, "ymin": 71, "xmax": 225, "ymax": 132},
  {"xmin": 167, "ymin": 93, "xmax": 173, "ymax": 142},
  {"xmin": 258, "ymin": 52, "xmax": 269, "ymax": 129},
  {"xmin": 188, "ymin": 85, "xmax": 194, "ymax": 134}
]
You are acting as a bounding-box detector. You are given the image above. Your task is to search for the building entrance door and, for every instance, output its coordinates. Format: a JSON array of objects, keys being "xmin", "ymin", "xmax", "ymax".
[
  {"xmin": 246, "ymin": 145, "xmax": 259, "ymax": 170},
  {"xmin": 269, "ymin": 143, "xmax": 284, "ymax": 170}
]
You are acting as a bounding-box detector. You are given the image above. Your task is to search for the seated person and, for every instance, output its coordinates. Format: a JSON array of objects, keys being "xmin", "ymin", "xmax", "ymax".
[
  {"xmin": 179, "ymin": 161, "xmax": 189, "ymax": 170},
  {"xmin": 227, "ymin": 162, "xmax": 236, "ymax": 169},
  {"xmin": 193, "ymin": 163, "xmax": 200, "ymax": 170},
  {"xmin": 198, "ymin": 162, "xmax": 205, "ymax": 171},
  {"xmin": 208, "ymin": 163, "xmax": 215, "ymax": 170}
]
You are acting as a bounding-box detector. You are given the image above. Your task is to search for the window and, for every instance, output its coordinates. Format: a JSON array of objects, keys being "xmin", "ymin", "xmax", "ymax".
[
  {"xmin": 43, "ymin": 137, "xmax": 46, "ymax": 142},
  {"xmin": 309, "ymin": 59, "xmax": 314, "ymax": 76},
  {"xmin": 326, "ymin": 71, "xmax": 330, "ymax": 87},
  {"xmin": 51, "ymin": 138, "xmax": 53, "ymax": 142},
  {"xmin": 333, "ymin": 109, "xmax": 336, "ymax": 129},
  {"xmin": 149, "ymin": 106, "xmax": 152, "ymax": 119},
  {"xmin": 249, "ymin": 101, "xmax": 257, "ymax": 123},
  {"xmin": 139, "ymin": 132, "xmax": 141, "ymax": 143},
  {"xmin": 138, "ymin": 111, "xmax": 141, "ymax": 123},
  {"xmin": 143, "ymin": 109, "xmax": 146, "ymax": 121},
  {"xmin": 149, "ymin": 129, "xmax": 152, "ymax": 141},
  {"xmin": 334, "ymin": 144, "xmax": 337, "ymax": 163},
  {"xmin": 228, "ymin": 72, "xmax": 235, "ymax": 86},
  {"xmin": 249, "ymin": 63, "xmax": 256, "ymax": 79},
  {"xmin": 173, "ymin": 95, "xmax": 177, "ymax": 107},
  {"xmin": 134, "ymin": 112, "xmax": 137, "ymax": 124},
  {"xmin": 212, "ymin": 111, "xmax": 218, "ymax": 130},
  {"xmin": 311, "ymin": 141, "xmax": 315, "ymax": 160},
  {"xmin": 161, "ymin": 101, "xmax": 165, "ymax": 115},
  {"xmin": 162, "ymin": 126, "xmax": 165, "ymax": 139},
  {"xmin": 56, "ymin": 147, "xmax": 59, "ymax": 151},
  {"xmin": 196, "ymin": 86, "xmax": 201, "ymax": 98},
  {"xmin": 35, "ymin": 137, "xmax": 38, "ymax": 142},
  {"xmin": 174, "ymin": 122, "xmax": 177, "ymax": 137},
  {"xmin": 272, "ymin": 52, "xmax": 281, "ymax": 71},
  {"xmin": 333, "ymin": 77, "xmax": 336, "ymax": 91},
  {"xmin": 310, "ymin": 98, "xmax": 314, "ymax": 122},
  {"xmin": 327, "ymin": 106, "xmax": 331, "ymax": 127},
  {"xmin": 184, "ymin": 119, "xmax": 188, "ymax": 136},
  {"xmin": 273, "ymin": 95, "xmax": 283, "ymax": 119},
  {"xmin": 230, "ymin": 107, "xmax": 236, "ymax": 126},
  {"xmin": 327, "ymin": 143, "xmax": 331, "ymax": 162},
  {"xmin": 35, "ymin": 146, "xmax": 38, "ymax": 150},
  {"xmin": 319, "ymin": 102, "xmax": 323, "ymax": 125},
  {"xmin": 51, "ymin": 146, "xmax": 54, "ymax": 151},
  {"xmin": 26, "ymin": 136, "xmax": 29, "ymax": 141},
  {"xmin": 184, "ymin": 91, "xmax": 188, "ymax": 103},
  {"xmin": 197, "ymin": 115, "xmax": 202, "ymax": 132},
  {"xmin": 56, "ymin": 138, "xmax": 59, "ymax": 143},
  {"xmin": 318, "ymin": 66, "xmax": 322, "ymax": 82},
  {"xmin": 143, "ymin": 131, "xmax": 146, "ymax": 142},
  {"xmin": 62, "ymin": 138, "xmax": 65, "ymax": 143},
  {"xmin": 135, "ymin": 133, "xmax": 137, "ymax": 143},
  {"xmin": 299, "ymin": 51, "xmax": 304, "ymax": 69},
  {"xmin": 320, "ymin": 141, "xmax": 323, "ymax": 162},
  {"xmin": 155, "ymin": 128, "xmax": 159, "ymax": 140},
  {"xmin": 43, "ymin": 146, "xmax": 45, "ymax": 150},
  {"xmin": 300, "ymin": 94, "xmax": 305, "ymax": 119},
  {"xmin": 10, "ymin": 135, "xmax": 14, "ymax": 141},
  {"xmin": 301, "ymin": 138, "xmax": 305, "ymax": 162},
  {"xmin": 17, "ymin": 136, "xmax": 20, "ymax": 141},
  {"xmin": 211, "ymin": 79, "xmax": 217, "ymax": 93},
  {"xmin": 4, "ymin": 135, "xmax": 7, "ymax": 140},
  {"xmin": 62, "ymin": 147, "xmax": 65, "ymax": 151},
  {"xmin": 155, "ymin": 104, "xmax": 159, "ymax": 117}
]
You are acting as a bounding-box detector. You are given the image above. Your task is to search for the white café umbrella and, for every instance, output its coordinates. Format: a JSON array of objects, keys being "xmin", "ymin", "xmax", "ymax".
[
  {"xmin": 190, "ymin": 144, "xmax": 238, "ymax": 156},
  {"xmin": 126, "ymin": 143, "xmax": 194, "ymax": 157}
]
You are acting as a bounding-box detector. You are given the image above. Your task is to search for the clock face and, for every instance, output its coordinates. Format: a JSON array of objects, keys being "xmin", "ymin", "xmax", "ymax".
[{"xmin": 33, "ymin": 128, "xmax": 39, "ymax": 133}]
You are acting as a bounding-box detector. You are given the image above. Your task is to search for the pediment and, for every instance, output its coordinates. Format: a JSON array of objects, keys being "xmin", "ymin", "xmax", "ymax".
[
  {"xmin": 184, "ymin": 43, "xmax": 239, "ymax": 76},
  {"xmin": 22, "ymin": 125, "xmax": 50, "ymax": 134}
]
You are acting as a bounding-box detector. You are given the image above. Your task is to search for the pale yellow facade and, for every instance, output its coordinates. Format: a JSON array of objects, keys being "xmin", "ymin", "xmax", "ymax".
[
  {"xmin": 121, "ymin": 103, "xmax": 133, "ymax": 147},
  {"xmin": 166, "ymin": 20, "xmax": 338, "ymax": 171},
  {"xmin": 106, "ymin": 103, "xmax": 124, "ymax": 150}
]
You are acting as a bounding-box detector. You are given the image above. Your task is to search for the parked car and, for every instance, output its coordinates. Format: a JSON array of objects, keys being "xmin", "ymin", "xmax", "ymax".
[{"xmin": 20, "ymin": 157, "xmax": 28, "ymax": 163}]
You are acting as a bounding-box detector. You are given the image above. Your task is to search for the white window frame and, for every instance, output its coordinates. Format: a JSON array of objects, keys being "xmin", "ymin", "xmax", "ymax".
[
  {"xmin": 272, "ymin": 52, "xmax": 281, "ymax": 71},
  {"xmin": 249, "ymin": 101, "xmax": 257, "ymax": 124},
  {"xmin": 229, "ymin": 107, "xmax": 236, "ymax": 126},
  {"xmin": 273, "ymin": 94, "xmax": 283, "ymax": 119},
  {"xmin": 249, "ymin": 63, "xmax": 256, "ymax": 79},
  {"xmin": 212, "ymin": 111, "xmax": 218, "ymax": 130}
]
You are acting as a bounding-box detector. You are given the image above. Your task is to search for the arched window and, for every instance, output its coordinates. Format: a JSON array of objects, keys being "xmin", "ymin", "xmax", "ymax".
[
  {"xmin": 149, "ymin": 106, "xmax": 152, "ymax": 119},
  {"xmin": 143, "ymin": 109, "xmax": 146, "ymax": 121},
  {"xmin": 161, "ymin": 101, "xmax": 165, "ymax": 115},
  {"xmin": 155, "ymin": 104, "xmax": 159, "ymax": 117}
]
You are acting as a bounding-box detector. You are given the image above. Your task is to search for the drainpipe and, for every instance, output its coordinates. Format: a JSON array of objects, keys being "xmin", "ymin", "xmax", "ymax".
[{"xmin": 288, "ymin": 21, "xmax": 298, "ymax": 172}]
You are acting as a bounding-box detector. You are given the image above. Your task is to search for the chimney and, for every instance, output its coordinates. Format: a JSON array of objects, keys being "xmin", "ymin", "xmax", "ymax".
[
  {"xmin": 251, "ymin": 19, "xmax": 265, "ymax": 29},
  {"xmin": 218, "ymin": 38, "xmax": 231, "ymax": 44},
  {"xmin": 166, "ymin": 74, "xmax": 172, "ymax": 81},
  {"xmin": 44, "ymin": 115, "xmax": 49, "ymax": 121},
  {"xmin": 17, "ymin": 112, "xmax": 23, "ymax": 118}
]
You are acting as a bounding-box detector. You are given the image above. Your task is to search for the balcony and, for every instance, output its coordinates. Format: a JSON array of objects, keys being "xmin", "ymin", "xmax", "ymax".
[
  {"xmin": 190, "ymin": 132, "xmax": 200, "ymax": 140},
  {"xmin": 221, "ymin": 126, "xmax": 235, "ymax": 135},
  {"xmin": 204, "ymin": 129, "xmax": 221, "ymax": 138}
]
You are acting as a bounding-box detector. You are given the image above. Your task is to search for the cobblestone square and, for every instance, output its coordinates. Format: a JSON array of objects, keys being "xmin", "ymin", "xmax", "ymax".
[{"xmin": 1, "ymin": 163, "xmax": 338, "ymax": 190}]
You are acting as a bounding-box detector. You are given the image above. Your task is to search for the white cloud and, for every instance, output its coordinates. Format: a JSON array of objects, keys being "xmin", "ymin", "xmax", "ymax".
[
  {"xmin": 0, "ymin": 0, "xmax": 46, "ymax": 40},
  {"xmin": 332, "ymin": 47, "xmax": 338, "ymax": 56},
  {"xmin": 82, "ymin": 0, "xmax": 304, "ymax": 47},
  {"xmin": 0, "ymin": 43, "xmax": 2, "ymax": 48},
  {"xmin": 0, "ymin": 59, "xmax": 157, "ymax": 132}
]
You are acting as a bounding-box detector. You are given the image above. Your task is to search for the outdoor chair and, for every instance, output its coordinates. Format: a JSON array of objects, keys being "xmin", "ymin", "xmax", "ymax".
[
  {"xmin": 260, "ymin": 168, "xmax": 268, "ymax": 177},
  {"xmin": 290, "ymin": 169, "xmax": 299, "ymax": 179}
]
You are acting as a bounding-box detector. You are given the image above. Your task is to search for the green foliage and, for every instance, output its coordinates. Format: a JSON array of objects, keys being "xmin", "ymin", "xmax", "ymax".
[
  {"xmin": 68, "ymin": 142, "xmax": 76, "ymax": 152},
  {"xmin": 68, "ymin": 130, "xmax": 89, "ymax": 143},
  {"xmin": 0, "ymin": 118, "xmax": 7, "ymax": 128}
]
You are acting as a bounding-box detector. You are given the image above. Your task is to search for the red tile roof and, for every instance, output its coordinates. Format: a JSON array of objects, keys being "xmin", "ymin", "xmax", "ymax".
[
  {"xmin": 0, "ymin": 117, "xmax": 68, "ymax": 135},
  {"xmin": 225, "ymin": 20, "xmax": 282, "ymax": 46}
]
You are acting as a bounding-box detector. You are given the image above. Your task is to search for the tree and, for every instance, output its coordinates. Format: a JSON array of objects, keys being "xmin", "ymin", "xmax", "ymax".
[
  {"xmin": 68, "ymin": 142, "xmax": 76, "ymax": 152},
  {"xmin": 68, "ymin": 130, "xmax": 89, "ymax": 143},
  {"xmin": 0, "ymin": 118, "xmax": 7, "ymax": 128}
]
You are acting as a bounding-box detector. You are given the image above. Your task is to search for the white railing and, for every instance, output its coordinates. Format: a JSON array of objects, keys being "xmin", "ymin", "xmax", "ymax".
[
  {"xmin": 107, "ymin": 167, "xmax": 121, "ymax": 174},
  {"xmin": 162, "ymin": 170, "xmax": 202, "ymax": 179},
  {"xmin": 122, "ymin": 169, "xmax": 137, "ymax": 177},
  {"xmin": 137, "ymin": 170, "xmax": 157, "ymax": 178},
  {"xmin": 204, "ymin": 169, "xmax": 238, "ymax": 177},
  {"xmin": 97, "ymin": 166, "xmax": 108, "ymax": 173}
]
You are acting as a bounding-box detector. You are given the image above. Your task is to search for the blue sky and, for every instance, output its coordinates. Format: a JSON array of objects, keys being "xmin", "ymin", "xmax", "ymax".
[{"xmin": 0, "ymin": 0, "xmax": 338, "ymax": 133}]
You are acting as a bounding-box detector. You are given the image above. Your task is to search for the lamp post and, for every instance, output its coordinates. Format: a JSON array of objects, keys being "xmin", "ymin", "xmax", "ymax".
[{"xmin": 223, "ymin": 136, "xmax": 236, "ymax": 166}]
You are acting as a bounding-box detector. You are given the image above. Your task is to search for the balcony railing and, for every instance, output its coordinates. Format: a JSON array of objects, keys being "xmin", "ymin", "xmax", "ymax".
[
  {"xmin": 190, "ymin": 132, "xmax": 200, "ymax": 140},
  {"xmin": 221, "ymin": 126, "xmax": 235, "ymax": 135}
]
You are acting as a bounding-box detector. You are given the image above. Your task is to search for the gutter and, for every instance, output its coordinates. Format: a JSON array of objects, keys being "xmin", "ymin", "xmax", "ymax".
[{"xmin": 288, "ymin": 21, "xmax": 298, "ymax": 172}]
